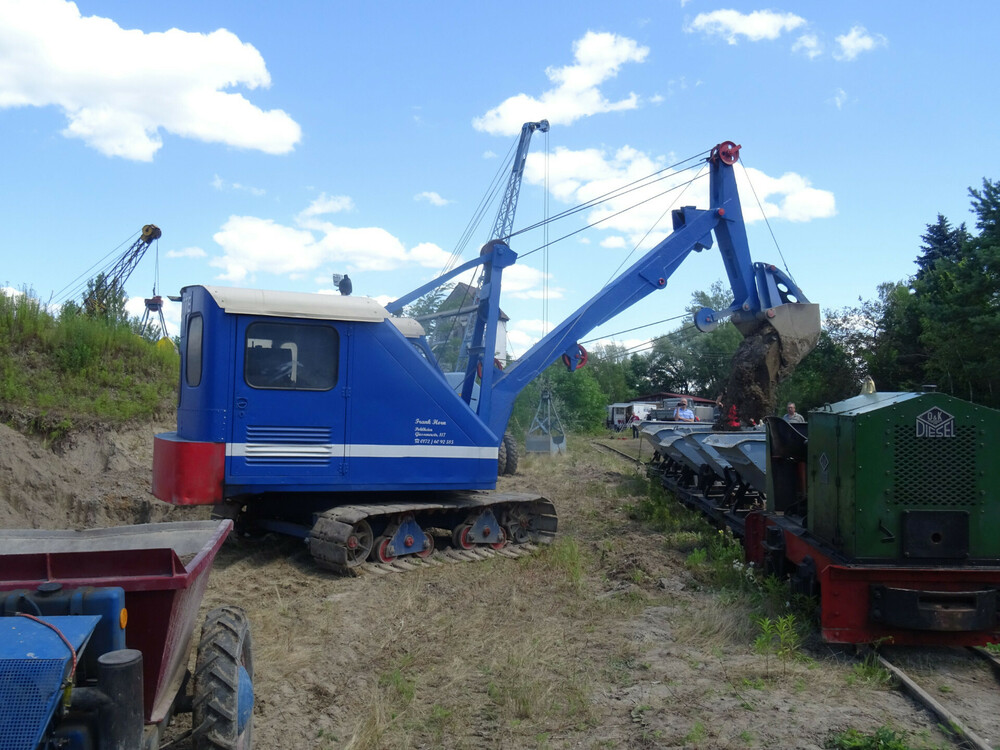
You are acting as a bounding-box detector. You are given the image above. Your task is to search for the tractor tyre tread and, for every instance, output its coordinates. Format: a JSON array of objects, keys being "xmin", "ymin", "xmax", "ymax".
[
  {"xmin": 502, "ymin": 433, "xmax": 519, "ymax": 475},
  {"xmin": 192, "ymin": 606, "xmax": 254, "ymax": 750},
  {"xmin": 497, "ymin": 438, "xmax": 508, "ymax": 476}
]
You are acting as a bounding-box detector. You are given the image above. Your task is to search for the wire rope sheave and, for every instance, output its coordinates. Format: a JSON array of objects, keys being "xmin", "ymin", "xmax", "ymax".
[{"xmin": 562, "ymin": 344, "xmax": 588, "ymax": 371}]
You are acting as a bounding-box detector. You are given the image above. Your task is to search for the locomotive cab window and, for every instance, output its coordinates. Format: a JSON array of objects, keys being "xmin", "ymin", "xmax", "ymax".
[{"xmin": 244, "ymin": 322, "xmax": 339, "ymax": 390}]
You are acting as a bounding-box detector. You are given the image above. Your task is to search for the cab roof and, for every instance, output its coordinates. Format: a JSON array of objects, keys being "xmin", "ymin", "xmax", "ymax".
[{"xmin": 192, "ymin": 285, "xmax": 389, "ymax": 323}]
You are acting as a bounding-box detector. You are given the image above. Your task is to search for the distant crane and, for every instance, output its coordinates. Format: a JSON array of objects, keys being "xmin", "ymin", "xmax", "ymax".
[
  {"xmin": 79, "ymin": 223, "xmax": 170, "ymax": 340},
  {"xmin": 457, "ymin": 120, "xmax": 549, "ymax": 368},
  {"xmin": 490, "ymin": 119, "xmax": 549, "ymax": 243},
  {"xmin": 83, "ymin": 224, "xmax": 161, "ymax": 318}
]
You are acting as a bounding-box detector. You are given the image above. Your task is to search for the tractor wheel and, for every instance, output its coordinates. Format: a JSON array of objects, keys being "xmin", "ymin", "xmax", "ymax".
[
  {"xmin": 497, "ymin": 438, "xmax": 508, "ymax": 476},
  {"xmin": 193, "ymin": 606, "xmax": 254, "ymax": 750},
  {"xmin": 502, "ymin": 433, "xmax": 519, "ymax": 475}
]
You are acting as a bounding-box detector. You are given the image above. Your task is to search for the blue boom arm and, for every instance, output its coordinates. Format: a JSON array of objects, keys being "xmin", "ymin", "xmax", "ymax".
[
  {"xmin": 481, "ymin": 142, "xmax": 815, "ymax": 436},
  {"xmin": 389, "ymin": 142, "xmax": 817, "ymax": 441}
]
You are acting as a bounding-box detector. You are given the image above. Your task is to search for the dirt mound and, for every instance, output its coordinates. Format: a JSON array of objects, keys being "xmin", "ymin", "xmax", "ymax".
[
  {"xmin": 0, "ymin": 421, "xmax": 193, "ymax": 530},
  {"xmin": 716, "ymin": 327, "xmax": 782, "ymax": 427}
]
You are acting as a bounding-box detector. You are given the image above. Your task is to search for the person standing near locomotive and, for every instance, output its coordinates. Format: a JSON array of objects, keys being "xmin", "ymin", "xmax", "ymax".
[
  {"xmin": 673, "ymin": 399, "xmax": 695, "ymax": 422},
  {"xmin": 784, "ymin": 402, "xmax": 805, "ymax": 423}
]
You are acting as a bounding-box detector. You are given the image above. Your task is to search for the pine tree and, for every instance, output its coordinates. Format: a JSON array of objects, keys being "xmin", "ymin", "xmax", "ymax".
[{"xmin": 915, "ymin": 214, "xmax": 967, "ymax": 279}]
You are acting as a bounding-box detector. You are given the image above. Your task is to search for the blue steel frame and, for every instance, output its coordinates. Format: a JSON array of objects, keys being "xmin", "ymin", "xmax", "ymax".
[{"xmin": 389, "ymin": 143, "xmax": 811, "ymax": 440}]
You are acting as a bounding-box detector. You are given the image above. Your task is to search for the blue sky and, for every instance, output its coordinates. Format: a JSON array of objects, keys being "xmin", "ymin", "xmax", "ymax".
[{"xmin": 2, "ymin": 1, "xmax": 997, "ymax": 357}]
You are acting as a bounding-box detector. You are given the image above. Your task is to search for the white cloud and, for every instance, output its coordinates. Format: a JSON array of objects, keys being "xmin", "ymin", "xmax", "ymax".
[
  {"xmin": 792, "ymin": 34, "xmax": 822, "ymax": 59},
  {"xmin": 600, "ymin": 236, "xmax": 627, "ymax": 249},
  {"xmin": 1, "ymin": 286, "xmax": 24, "ymax": 298},
  {"xmin": 473, "ymin": 31, "xmax": 648, "ymax": 136},
  {"xmin": 506, "ymin": 318, "xmax": 556, "ymax": 356},
  {"xmin": 0, "ymin": 0, "xmax": 301, "ymax": 161},
  {"xmin": 834, "ymin": 25, "xmax": 887, "ymax": 61},
  {"xmin": 233, "ymin": 182, "xmax": 265, "ymax": 196},
  {"xmin": 740, "ymin": 168, "xmax": 836, "ymax": 222},
  {"xmin": 166, "ymin": 246, "xmax": 207, "ymax": 259},
  {"xmin": 522, "ymin": 144, "xmax": 835, "ymax": 239},
  {"xmin": 514, "ymin": 319, "xmax": 554, "ymax": 335},
  {"xmin": 506, "ymin": 329, "xmax": 537, "ymax": 357},
  {"xmin": 831, "ymin": 88, "xmax": 848, "ymax": 110},
  {"xmin": 501, "ymin": 264, "xmax": 563, "ymax": 300},
  {"xmin": 211, "ymin": 217, "xmax": 319, "ymax": 281},
  {"xmin": 408, "ymin": 242, "xmax": 452, "ymax": 268},
  {"xmin": 211, "ymin": 175, "xmax": 265, "ymax": 196},
  {"xmin": 483, "ymin": 150, "xmax": 498, "ymax": 160},
  {"xmin": 415, "ymin": 191, "xmax": 451, "ymax": 207},
  {"xmin": 687, "ymin": 9, "xmax": 806, "ymax": 44},
  {"xmin": 297, "ymin": 194, "xmax": 355, "ymax": 222},
  {"xmin": 209, "ymin": 200, "xmax": 451, "ymax": 282}
]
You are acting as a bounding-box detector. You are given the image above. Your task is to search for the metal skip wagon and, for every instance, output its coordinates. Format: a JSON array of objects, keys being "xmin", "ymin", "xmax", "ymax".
[{"xmin": 0, "ymin": 520, "xmax": 252, "ymax": 750}]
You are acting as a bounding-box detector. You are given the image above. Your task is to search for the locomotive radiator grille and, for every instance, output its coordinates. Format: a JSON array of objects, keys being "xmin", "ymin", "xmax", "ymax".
[{"xmin": 891, "ymin": 424, "xmax": 977, "ymax": 507}]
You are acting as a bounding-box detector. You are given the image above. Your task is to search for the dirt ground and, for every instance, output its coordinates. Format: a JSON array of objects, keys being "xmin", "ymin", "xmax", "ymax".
[{"xmin": 0, "ymin": 423, "xmax": 971, "ymax": 749}]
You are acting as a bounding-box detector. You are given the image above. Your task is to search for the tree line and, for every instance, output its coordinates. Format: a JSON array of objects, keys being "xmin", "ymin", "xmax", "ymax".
[{"xmin": 510, "ymin": 176, "xmax": 1000, "ymax": 432}]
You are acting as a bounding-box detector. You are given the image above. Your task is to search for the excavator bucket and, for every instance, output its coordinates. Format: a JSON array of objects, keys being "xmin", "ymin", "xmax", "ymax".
[{"xmin": 767, "ymin": 302, "xmax": 821, "ymax": 377}]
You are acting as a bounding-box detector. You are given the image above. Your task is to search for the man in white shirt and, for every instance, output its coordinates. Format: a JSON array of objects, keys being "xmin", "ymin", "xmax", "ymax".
[
  {"xmin": 673, "ymin": 399, "xmax": 695, "ymax": 422},
  {"xmin": 784, "ymin": 402, "xmax": 805, "ymax": 423}
]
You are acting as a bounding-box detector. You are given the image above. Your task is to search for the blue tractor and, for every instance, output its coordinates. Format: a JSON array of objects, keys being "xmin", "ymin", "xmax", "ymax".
[
  {"xmin": 152, "ymin": 141, "xmax": 820, "ymax": 572},
  {"xmin": 0, "ymin": 521, "xmax": 253, "ymax": 749}
]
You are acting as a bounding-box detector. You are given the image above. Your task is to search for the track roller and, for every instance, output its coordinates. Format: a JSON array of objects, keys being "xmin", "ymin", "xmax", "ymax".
[
  {"xmin": 371, "ymin": 514, "xmax": 434, "ymax": 562},
  {"xmin": 454, "ymin": 509, "xmax": 506, "ymax": 549}
]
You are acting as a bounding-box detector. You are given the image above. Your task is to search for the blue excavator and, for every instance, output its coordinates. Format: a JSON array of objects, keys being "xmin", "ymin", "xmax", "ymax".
[{"xmin": 152, "ymin": 140, "xmax": 820, "ymax": 572}]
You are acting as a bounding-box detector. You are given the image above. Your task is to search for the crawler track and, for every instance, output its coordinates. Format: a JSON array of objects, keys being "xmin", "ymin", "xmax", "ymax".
[
  {"xmin": 308, "ymin": 491, "xmax": 557, "ymax": 575},
  {"xmin": 350, "ymin": 542, "xmax": 541, "ymax": 576}
]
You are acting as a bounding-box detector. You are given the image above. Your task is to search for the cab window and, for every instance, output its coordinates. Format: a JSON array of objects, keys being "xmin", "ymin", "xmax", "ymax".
[
  {"xmin": 185, "ymin": 314, "xmax": 203, "ymax": 387},
  {"xmin": 244, "ymin": 322, "xmax": 339, "ymax": 390}
]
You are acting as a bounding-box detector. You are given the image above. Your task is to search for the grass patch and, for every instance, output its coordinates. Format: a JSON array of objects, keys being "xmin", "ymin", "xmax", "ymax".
[
  {"xmin": 826, "ymin": 725, "xmax": 911, "ymax": 750},
  {"xmin": 538, "ymin": 536, "xmax": 585, "ymax": 588},
  {"xmin": 847, "ymin": 651, "xmax": 894, "ymax": 689},
  {"xmin": 0, "ymin": 288, "xmax": 177, "ymax": 436}
]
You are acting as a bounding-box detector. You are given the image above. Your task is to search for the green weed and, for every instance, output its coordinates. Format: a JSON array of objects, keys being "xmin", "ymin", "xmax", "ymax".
[
  {"xmin": 539, "ymin": 536, "xmax": 584, "ymax": 587},
  {"xmin": 684, "ymin": 721, "xmax": 708, "ymax": 743},
  {"xmin": 378, "ymin": 657, "xmax": 416, "ymax": 706},
  {"xmin": 754, "ymin": 614, "xmax": 803, "ymax": 678},
  {"xmin": 825, "ymin": 725, "xmax": 910, "ymax": 750},
  {"xmin": 848, "ymin": 650, "xmax": 893, "ymax": 688}
]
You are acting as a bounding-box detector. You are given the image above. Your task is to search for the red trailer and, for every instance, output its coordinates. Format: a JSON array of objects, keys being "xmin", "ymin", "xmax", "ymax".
[{"xmin": 0, "ymin": 520, "xmax": 252, "ymax": 749}]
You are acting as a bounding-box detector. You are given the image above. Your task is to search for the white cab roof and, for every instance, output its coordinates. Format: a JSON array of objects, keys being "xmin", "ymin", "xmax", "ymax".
[
  {"xmin": 389, "ymin": 317, "xmax": 426, "ymax": 338},
  {"xmin": 196, "ymin": 286, "xmax": 388, "ymax": 323}
]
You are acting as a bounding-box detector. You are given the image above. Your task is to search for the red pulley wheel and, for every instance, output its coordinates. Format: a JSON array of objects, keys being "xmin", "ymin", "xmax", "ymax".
[
  {"xmin": 562, "ymin": 344, "xmax": 588, "ymax": 371},
  {"xmin": 715, "ymin": 141, "xmax": 741, "ymax": 165}
]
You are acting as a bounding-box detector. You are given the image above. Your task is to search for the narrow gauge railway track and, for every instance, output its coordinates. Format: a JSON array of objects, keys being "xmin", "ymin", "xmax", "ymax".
[
  {"xmin": 874, "ymin": 647, "xmax": 1000, "ymax": 750},
  {"xmin": 596, "ymin": 436, "xmax": 759, "ymax": 539},
  {"xmin": 602, "ymin": 434, "xmax": 1000, "ymax": 749},
  {"xmin": 591, "ymin": 439, "xmax": 645, "ymax": 464}
]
